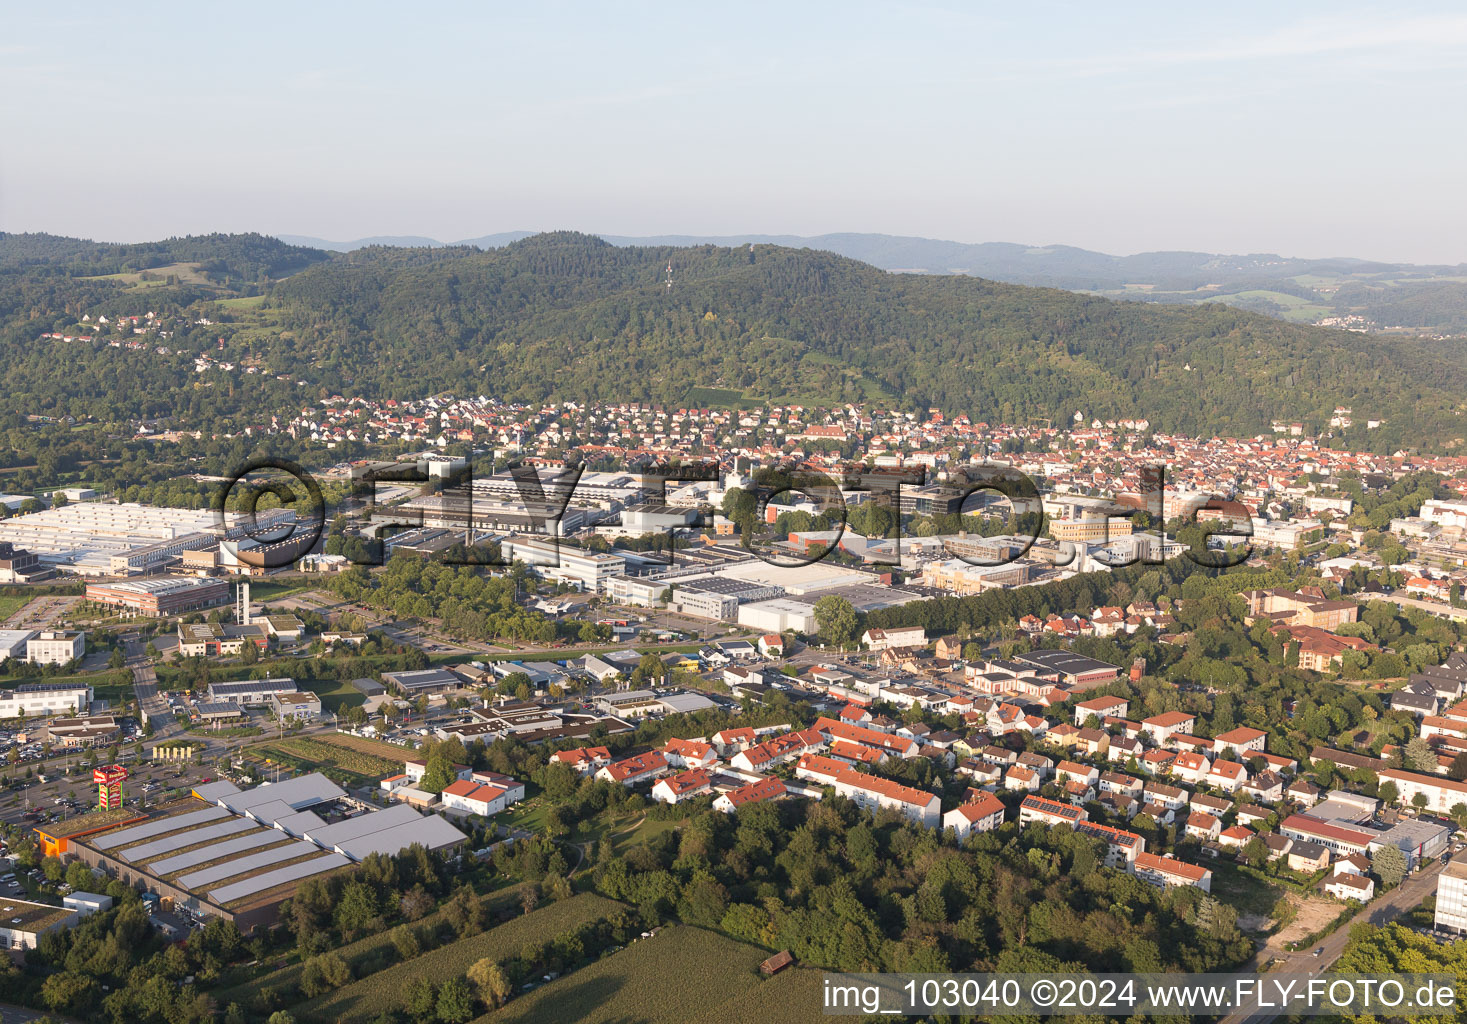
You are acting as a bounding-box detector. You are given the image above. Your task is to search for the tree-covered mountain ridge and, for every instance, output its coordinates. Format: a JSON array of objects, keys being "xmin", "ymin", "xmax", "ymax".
[
  {"xmin": 1, "ymin": 230, "xmax": 1464, "ymax": 449},
  {"xmin": 262, "ymin": 231, "xmax": 1467, "ymax": 447}
]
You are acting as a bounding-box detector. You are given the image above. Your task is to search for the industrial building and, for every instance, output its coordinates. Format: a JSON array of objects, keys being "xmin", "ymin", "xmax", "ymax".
[
  {"xmin": 53, "ymin": 773, "xmax": 466, "ymax": 934},
  {"xmin": 382, "ymin": 668, "xmax": 463, "ymax": 696},
  {"xmin": 499, "ymin": 536, "xmax": 626, "ymax": 592},
  {"xmin": 0, "ymin": 501, "xmax": 293, "ymax": 576},
  {"xmin": 0, "ymin": 681, "xmax": 93, "ymax": 717}
]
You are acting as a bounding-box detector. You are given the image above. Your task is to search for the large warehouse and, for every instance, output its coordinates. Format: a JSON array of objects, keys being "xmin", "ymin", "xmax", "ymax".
[
  {"xmin": 0, "ymin": 502, "xmax": 294, "ymax": 576},
  {"xmin": 52, "ymin": 773, "xmax": 466, "ymax": 933}
]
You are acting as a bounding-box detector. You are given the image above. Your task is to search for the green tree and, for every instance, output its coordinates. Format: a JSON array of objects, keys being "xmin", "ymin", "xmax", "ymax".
[
  {"xmin": 435, "ymin": 976, "xmax": 476, "ymax": 1024},
  {"xmin": 1373, "ymin": 844, "xmax": 1407, "ymax": 888},
  {"xmin": 813, "ymin": 595, "xmax": 859, "ymax": 648},
  {"xmin": 468, "ymin": 957, "xmax": 512, "ymax": 1009}
]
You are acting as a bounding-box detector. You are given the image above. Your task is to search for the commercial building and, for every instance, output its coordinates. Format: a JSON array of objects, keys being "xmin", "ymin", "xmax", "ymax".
[
  {"xmin": 43, "ymin": 715, "xmax": 121, "ymax": 748},
  {"xmin": 85, "ymin": 577, "xmax": 232, "ymax": 617},
  {"xmin": 27, "ymin": 630, "xmax": 86, "ymax": 665},
  {"xmin": 0, "ymin": 898, "xmax": 78, "ymax": 950},
  {"xmin": 0, "ymin": 630, "xmax": 36, "ymax": 661},
  {"xmin": 58, "ymin": 773, "xmax": 466, "ymax": 934},
  {"xmin": 382, "ymin": 668, "xmax": 463, "ymax": 696},
  {"xmin": 1014, "ymin": 650, "xmax": 1120, "ymax": 689},
  {"xmin": 177, "ymin": 622, "xmax": 269, "ymax": 657},
  {"xmin": 737, "ymin": 598, "xmax": 817, "ymax": 634},
  {"xmin": 269, "ymin": 692, "xmax": 322, "ymax": 721},
  {"xmin": 206, "ymin": 678, "xmax": 297, "ymax": 705},
  {"xmin": 1435, "ymin": 856, "xmax": 1467, "ymax": 935},
  {"xmin": 0, "ymin": 682, "xmax": 93, "ymax": 718}
]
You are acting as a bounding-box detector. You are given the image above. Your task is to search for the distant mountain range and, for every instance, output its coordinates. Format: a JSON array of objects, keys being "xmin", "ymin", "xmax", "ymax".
[{"xmin": 275, "ymin": 231, "xmax": 1467, "ymax": 333}]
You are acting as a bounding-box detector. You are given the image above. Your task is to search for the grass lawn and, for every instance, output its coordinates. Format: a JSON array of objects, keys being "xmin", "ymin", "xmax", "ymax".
[
  {"xmin": 301, "ymin": 677, "xmax": 366, "ymax": 714},
  {"xmin": 0, "ymin": 593, "xmax": 32, "ymax": 621},
  {"xmin": 478, "ymin": 925, "xmax": 776, "ymax": 1024},
  {"xmin": 248, "ymin": 580, "xmax": 317, "ymax": 602},
  {"xmin": 1211, "ymin": 861, "xmax": 1288, "ymax": 925}
]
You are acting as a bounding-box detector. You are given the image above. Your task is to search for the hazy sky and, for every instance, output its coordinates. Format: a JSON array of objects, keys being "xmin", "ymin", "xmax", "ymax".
[{"xmin": 5, "ymin": 2, "xmax": 1467, "ymax": 262}]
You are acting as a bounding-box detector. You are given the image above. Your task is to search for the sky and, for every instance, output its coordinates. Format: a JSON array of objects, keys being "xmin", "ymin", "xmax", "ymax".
[{"xmin": 4, "ymin": 2, "xmax": 1467, "ymax": 263}]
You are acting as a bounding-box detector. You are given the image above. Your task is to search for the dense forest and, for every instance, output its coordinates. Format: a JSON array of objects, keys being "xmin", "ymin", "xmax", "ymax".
[{"xmin": 1, "ymin": 231, "xmax": 1465, "ymax": 450}]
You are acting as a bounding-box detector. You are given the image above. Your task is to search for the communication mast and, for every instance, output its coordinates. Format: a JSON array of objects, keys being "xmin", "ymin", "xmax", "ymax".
[{"xmin": 665, "ymin": 259, "xmax": 673, "ymax": 291}]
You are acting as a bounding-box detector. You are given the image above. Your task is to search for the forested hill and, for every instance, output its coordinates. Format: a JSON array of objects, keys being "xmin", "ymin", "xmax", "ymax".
[
  {"xmin": 1, "ymin": 230, "xmax": 1464, "ymax": 449},
  {"xmin": 261, "ymin": 231, "xmax": 1467, "ymax": 446}
]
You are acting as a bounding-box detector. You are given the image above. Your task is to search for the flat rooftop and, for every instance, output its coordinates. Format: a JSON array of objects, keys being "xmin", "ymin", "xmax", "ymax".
[{"xmin": 0, "ymin": 897, "xmax": 75, "ymax": 934}]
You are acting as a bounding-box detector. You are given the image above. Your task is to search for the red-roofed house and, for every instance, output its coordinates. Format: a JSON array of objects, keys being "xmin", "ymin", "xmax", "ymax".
[
  {"xmin": 942, "ymin": 791, "xmax": 1006, "ymax": 838},
  {"xmin": 652, "ymin": 769, "xmax": 714, "ymax": 804},
  {"xmin": 596, "ymin": 751, "xmax": 669, "ymax": 786},
  {"xmin": 1134, "ymin": 852, "xmax": 1212, "ymax": 892},
  {"xmin": 713, "ymin": 776, "xmax": 787, "ymax": 812}
]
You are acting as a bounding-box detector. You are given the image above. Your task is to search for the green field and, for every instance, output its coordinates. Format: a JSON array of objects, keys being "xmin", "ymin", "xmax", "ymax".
[
  {"xmin": 256, "ymin": 735, "xmax": 399, "ymax": 780},
  {"xmin": 479, "ymin": 924, "xmax": 785, "ymax": 1024},
  {"xmin": 0, "ymin": 593, "xmax": 31, "ymax": 622},
  {"xmin": 216, "ymin": 294, "xmax": 267, "ymax": 310},
  {"xmin": 684, "ymin": 385, "xmax": 761, "ymax": 409},
  {"xmin": 301, "ymin": 676, "xmax": 367, "ymax": 714},
  {"xmin": 297, "ymin": 893, "xmax": 625, "ymax": 1023},
  {"xmin": 213, "ymin": 887, "xmax": 526, "ymax": 1011}
]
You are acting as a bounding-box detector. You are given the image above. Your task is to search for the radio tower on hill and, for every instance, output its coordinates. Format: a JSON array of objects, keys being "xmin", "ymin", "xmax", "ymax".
[{"xmin": 665, "ymin": 259, "xmax": 673, "ymax": 291}]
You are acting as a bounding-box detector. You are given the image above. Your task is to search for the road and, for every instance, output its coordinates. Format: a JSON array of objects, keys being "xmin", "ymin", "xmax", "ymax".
[
  {"xmin": 1219, "ymin": 858, "xmax": 1446, "ymax": 1024},
  {"xmin": 125, "ymin": 640, "xmax": 174, "ymax": 730}
]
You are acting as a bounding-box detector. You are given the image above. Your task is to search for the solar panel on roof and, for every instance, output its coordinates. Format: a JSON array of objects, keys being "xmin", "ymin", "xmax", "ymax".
[
  {"xmin": 302, "ymin": 803, "xmax": 421, "ymax": 846},
  {"xmin": 207, "ymin": 852, "xmax": 350, "ymax": 905},
  {"xmin": 335, "ymin": 815, "xmax": 467, "ymax": 861},
  {"xmin": 177, "ymin": 840, "xmax": 320, "ymax": 890},
  {"xmin": 93, "ymin": 806, "xmax": 230, "ymax": 849},
  {"xmin": 273, "ymin": 809, "xmax": 327, "ymax": 837},
  {"xmin": 222, "ymin": 773, "xmax": 345, "ymax": 815},
  {"xmin": 192, "ymin": 780, "xmax": 241, "ymax": 804},
  {"xmin": 123, "ymin": 818, "xmax": 259, "ymax": 862},
  {"xmin": 149, "ymin": 829, "xmax": 287, "ymax": 875},
  {"xmin": 243, "ymin": 799, "xmax": 297, "ymax": 827}
]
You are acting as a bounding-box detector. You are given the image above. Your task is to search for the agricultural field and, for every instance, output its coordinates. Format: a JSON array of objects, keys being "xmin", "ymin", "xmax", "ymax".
[
  {"xmin": 480, "ymin": 925, "xmax": 775, "ymax": 1024},
  {"xmin": 256, "ymin": 735, "xmax": 401, "ymax": 780},
  {"xmin": 297, "ymin": 893, "xmax": 624, "ymax": 1023},
  {"xmin": 689, "ymin": 966, "xmax": 825, "ymax": 1024}
]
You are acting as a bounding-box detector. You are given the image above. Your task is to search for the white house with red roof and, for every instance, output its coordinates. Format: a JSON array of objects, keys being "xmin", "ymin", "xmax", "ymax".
[
  {"xmin": 1208, "ymin": 760, "xmax": 1248, "ymax": 792},
  {"xmin": 440, "ymin": 779, "xmax": 511, "ymax": 816},
  {"xmin": 659, "ymin": 737, "xmax": 719, "ymax": 770},
  {"xmin": 595, "ymin": 751, "xmax": 669, "ymax": 786},
  {"xmin": 549, "ymin": 746, "xmax": 612, "ymax": 776},
  {"xmin": 652, "ymin": 768, "xmax": 714, "ymax": 804},
  {"xmin": 713, "ymin": 776, "xmax": 786, "ymax": 812},
  {"xmin": 1142, "ymin": 711, "xmax": 1197, "ymax": 745},
  {"xmin": 1213, "ymin": 727, "xmax": 1267, "ymax": 757},
  {"xmin": 757, "ymin": 634, "xmax": 785, "ymax": 658},
  {"xmin": 1073, "ymin": 695, "xmax": 1129, "ymax": 725},
  {"xmin": 942, "ymin": 791, "xmax": 1005, "ymax": 839},
  {"xmin": 1134, "ymin": 852, "xmax": 1212, "ymax": 893}
]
